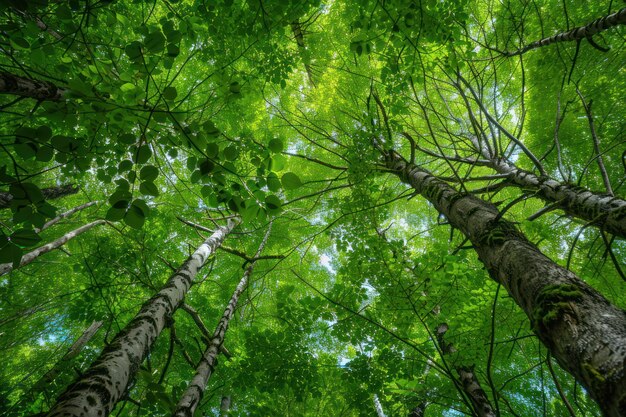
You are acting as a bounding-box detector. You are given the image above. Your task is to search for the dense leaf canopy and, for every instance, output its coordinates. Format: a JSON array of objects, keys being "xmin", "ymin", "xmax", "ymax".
[{"xmin": 0, "ymin": 1, "xmax": 624, "ymax": 416}]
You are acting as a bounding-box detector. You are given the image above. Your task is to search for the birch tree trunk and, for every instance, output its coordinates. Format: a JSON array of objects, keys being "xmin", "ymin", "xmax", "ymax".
[
  {"xmin": 457, "ymin": 367, "xmax": 496, "ymax": 417},
  {"xmin": 504, "ymin": 7, "xmax": 626, "ymax": 56},
  {"xmin": 35, "ymin": 201, "xmax": 98, "ymax": 233},
  {"xmin": 0, "ymin": 220, "xmax": 105, "ymax": 276},
  {"xmin": 0, "ymin": 183, "xmax": 78, "ymax": 209},
  {"xmin": 385, "ymin": 150, "xmax": 626, "ymax": 416},
  {"xmin": 45, "ymin": 218, "xmax": 239, "ymax": 417},
  {"xmin": 0, "ymin": 71, "xmax": 67, "ymax": 100},
  {"xmin": 486, "ymin": 157, "xmax": 626, "ymax": 239},
  {"xmin": 173, "ymin": 223, "xmax": 271, "ymax": 417},
  {"xmin": 29, "ymin": 321, "xmax": 103, "ymax": 395}
]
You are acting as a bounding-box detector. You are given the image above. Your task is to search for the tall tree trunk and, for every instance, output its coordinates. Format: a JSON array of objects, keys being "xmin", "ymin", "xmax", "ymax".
[
  {"xmin": 385, "ymin": 150, "xmax": 626, "ymax": 416},
  {"xmin": 0, "ymin": 71, "xmax": 67, "ymax": 100},
  {"xmin": 484, "ymin": 157, "xmax": 626, "ymax": 239},
  {"xmin": 45, "ymin": 218, "xmax": 239, "ymax": 417},
  {"xmin": 373, "ymin": 394, "xmax": 387, "ymax": 417},
  {"xmin": 0, "ymin": 219, "xmax": 105, "ymax": 276},
  {"xmin": 28, "ymin": 321, "xmax": 103, "ymax": 396},
  {"xmin": 173, "ymin": 223, "xmax": 271, "ymax": 417},
  {"xmin": 504, "ymin": 7, "xmax": 626, "ymax": 56},
  {"xmin": 219, "ymin": 396, "xmax": 231, "ymax": 417},
  {"xmin": 0, "ymin": 183, "xmax": 78, "ymax": 209}
]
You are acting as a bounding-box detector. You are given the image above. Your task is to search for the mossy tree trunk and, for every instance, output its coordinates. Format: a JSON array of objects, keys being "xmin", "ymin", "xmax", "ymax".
[{"xmin": 385, "ymin": 150, "xmax": 626, "ymax": 417}]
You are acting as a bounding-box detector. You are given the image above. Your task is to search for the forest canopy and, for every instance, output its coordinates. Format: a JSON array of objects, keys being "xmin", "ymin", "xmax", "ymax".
[{"xmin": 0, "ymin": 1, "xmax": 625, "ymax": 416}]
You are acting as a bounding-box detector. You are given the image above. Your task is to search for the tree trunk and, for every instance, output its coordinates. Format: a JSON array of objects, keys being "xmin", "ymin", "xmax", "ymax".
[
  {"xmin": 29, "ymin": 321, "xmax": 103, "ymax": 396},
  {"xmin": 486, "ymin": 157, "xmax": 626, "ymax": 239},
  {"xmin": 0, "ymin": 71, "xmax": 67, "ymax": 100},
  {"xmin": 373, "ymin": 394, "xmax": 387, "ymax": 417},
  {"xmin": 385, "ymin": 150, "xmax": 626, "ymax": 417},
  {"xmin": 457, "ymin": 367, "xmax": 496, "ymax": 417},
  {"xmin": 219, "ymin": 396, "xmax": 231, "ymax": 417},
  {"xmin": 45, "ymin": 218, "xmax": 239, "ymax": 417},
  {"xmin": 35, "ymin": 201, "xmax": 98, "ymax": 233},
  {"xmin": 173, "ymin": 223, "xmax": 271, "ymax": 417},
  {"xmin": 504, "ymin": 7, "xmax": 626, "ymax": 56},
  {"xmin": 0, "ymin": 219, "xmax": 106, "ymax": 276},
  {"xmin": 0, "ymin": 183, "xmax": 78, "ymax": 209}
]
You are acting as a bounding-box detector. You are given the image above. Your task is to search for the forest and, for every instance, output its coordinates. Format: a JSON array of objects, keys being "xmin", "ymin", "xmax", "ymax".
[{"xmin": 0, "ymin": 0, "xmax": 625, "ymax": 416}]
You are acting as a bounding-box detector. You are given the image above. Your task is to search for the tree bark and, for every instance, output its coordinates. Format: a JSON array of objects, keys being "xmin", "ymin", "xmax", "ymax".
[
  {"xmin": 0, "ymin": 71, "xmax": 67, "ymax": 100},
  {"xmin": 0, "ymin": 183, "xmax": 79, "ymax": 209},
  {"xmin": 504, "ymin": 7, "xmax": 626, "ymax": 56},
  {"xmin": 385, "ymin": 150, "xmax": 626, "ymax": 417},
  {"xmin": 0, "ymin": 219, "xmax": 106, "ymax": 276},
  {"xmin": 457, "ymin": 367, "xmax": 496, "ymax": 417},
  {"xmin": 45, "ymin": 218, "xmax": 239, "ymax": 417},
  {"xmin": 173, "ymin": 223, "xmax": 271, "ymax": 417},
  {"xmin": 219, "ymin": 396, "xmax": 231, "ymax": 417},
  {"xmin": 486, "ymin": 157, "xmax": 626, "ymax": 239},
  {"xmin": 29, "ymin": 321, "xmax": 103, "ymax": 395}
]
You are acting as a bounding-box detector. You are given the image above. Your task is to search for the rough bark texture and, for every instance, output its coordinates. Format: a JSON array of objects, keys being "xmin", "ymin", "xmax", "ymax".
[
  {"xmin": 457, "ymin": 367, "xmax": 496, "ymax": 417},
  {"xmin": 385, "ymin": 151, "xmax": 626, "ymax": 416},
  {"xmin": 0, "ymin": 219, "xmax": 105, "ymax": 276},
  {"xmin": 219, "ymin": 396, "xmax": 231, "ymax": 417},
  {"xmin": 30, "ymin": 321, "xmax": 103, "ymax": 395},
  {"xmin": 173, "ymin": 224, "xmax": 270, "ymax": 417},
  {"xmin": 504, "ymin": 7, "xmax": 626, "ymax": 56},
  {"xmin": 0, "ymin": 183, "xmax": 79, "ymax": 209},
  {"xmin": 488, "ymin": 157, "xmax": 626, "ymax": 239},
  {"xmin": 45, "ymin": 219, "xmax": 239, "ymax": 417},
  {"xmin": 0, "ymin": 71, "xmax": 67, "ymax": 100}
]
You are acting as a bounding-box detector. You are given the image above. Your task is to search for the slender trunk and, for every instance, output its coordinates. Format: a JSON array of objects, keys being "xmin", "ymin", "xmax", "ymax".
[
  {"xmin": 0, "ymin": 220, "xmax": 105, "ymax": 276},
  {"xmin": 290, "ymin": 20, "xmax": 315, "ymax": 87},
  {"xmin": 385, "ymin": 151, "xmax": 626, "ymax": 416},
  {"xmin": 35, "ymin": 201, "xmax": 98, "ymax": 233},
  {"xmin": 173, "ymin": 224, "xmax": 271, "ymax": 417},
  {"xmin": 0, "ymin": 183, "xmax": 79, "ymax": 209},
  {"xmin": 29, "ymin": 321, "xmax": 103, "ymax": 395},
  {"xmin": 487, "ymin": 158, "xmax": 626, "ymax": 239},
  {"xmin": 457, "ymin": 367, "xmax": 496, "ymax": 417},
  {"xmin": 504, "ymin": 7, "xmax": 626, "ymax": 56},
  {"xmin": 0, "ymin": 71, "xmax": 67, "ymax": 101},
  {"xmin": 45, "ymin": 218, "xmax": 239, "ymax": 417},
  {"xmin": 219, "ymin": 396, "xmax": 231, "ymax": 417},
  {"xmin": 436, "ymin": 323, "xmax": 496, "ymax": 417},
  {"xmin": 373, "ymin": 394, "xmax": 386, "ymax": 417}
]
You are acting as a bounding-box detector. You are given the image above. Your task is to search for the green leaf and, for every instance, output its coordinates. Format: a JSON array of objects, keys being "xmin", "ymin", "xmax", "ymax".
[
  {"xmin": 268, "ymin": 138, "xmax": 283, "ymax": 153},
  {"xmin": 267, "ymin": 173, "xmax": 281, "ymax": 192},
  {"xmin": 10, "ymin": 36, "xmax": 29, "ymax": 50},
  {"xmin": 0, "ymin": 240, "xmax": 22, "ymax": 268},
  {"xmin": 140, "ymin": 165, "xmax": 159, "ymax": 182},
  {"xmin": 10, "ymin": 229, "xmax": 41, "ymax": 247},
  {"xmin": 139, "ymin": 181, "xmax": 159, "ymax": 197},
  {"xmin": 120, "ymin": 83, "xmax": 136, "ymax": 93},
  {"xmin": 145, "ymin": 31, "xmax": 166, "ymax": 53},
  {"xmin": 281, "ymin": 172, "xmax": 302, "ymax": 190},
  {"xmin": 124, "ymin": 205, "xmax": 145, "ymax": 229},
  {"xmin": 224, "ymin": 146, "xmax": 239, "ymax": 161},
  {"xmin": 163, "ymin": 86, "xmax": 177, "ymax": 101},
  {"xmin": 134, "ymin": 145, "xmax": 152, "ymax": 164},
  {"xmin": 106, "ymin": 206, "xmax": 126, "ymax": 221},
  {"xmin": 118, "ymin": 160, "xmax": 133, "ymax": 172},
  {"xmin": 265, "ymin": 195, "xmax": 282, "ymax": 211}
]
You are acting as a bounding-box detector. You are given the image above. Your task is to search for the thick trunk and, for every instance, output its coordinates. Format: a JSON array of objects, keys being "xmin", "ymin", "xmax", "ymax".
[
  {"xmin": 385, "ymin": 151, "xmax": 626, "ymax": 416},
  {"xmin": 0, "ymin": 183, "xmax": 79, "ymax": 209},
  {"xmin": 173, "ymin": 224, "xmax": 270, "ymax": 417},
  {"xmin": 488, "ymin": 158, "xmax": 626, "ymax": 239},
  {"xmin": 35, "ymin": 201, "xmax": 98, "ymax": 233},
  {"xmin": 29, "ymin": 321, "xmax": 103, "ymax": 395},
  {"xmin": 504, "ymin": 7, "xmax": 626, "ymax": 56},
  {"xmin": 219, "ymin": 396, "xmax": 231, "ymax": 417},
  {"xmin": 0, "ymin": 219, "xmax": 105, "ymax": 276},
  {"xmin": 0, "ymin": 71, "xmax": 67, "ymax": 100},
  {"xmin": 457, "ymin": 367, "xmax": 496, "ymax": 417},
  {"xmin": 45, "ymin": 219, "xmax": 239, "ymax": 417}
]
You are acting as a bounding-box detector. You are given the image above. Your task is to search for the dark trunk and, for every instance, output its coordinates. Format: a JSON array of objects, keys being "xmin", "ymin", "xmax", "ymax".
[
  {"xmin": 0, "ymin": 71, "xmax": 67, "ymax": 100},
  {"xmin": 0, "ymin": 183, "xmax": 78, "ymax": 209},
  {"xmin": 385, "ymin": 151, "xmax": 626, "ymax": 416}
]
